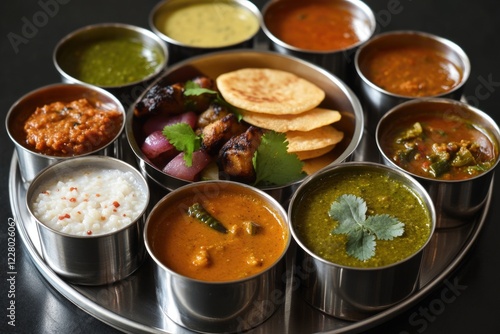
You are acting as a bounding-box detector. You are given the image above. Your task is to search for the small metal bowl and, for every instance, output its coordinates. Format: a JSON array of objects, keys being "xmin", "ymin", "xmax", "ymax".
[
  {"xmin": 125, "ymin": 50, "xmax": 364, "ymax": 203},
  {"xmin": 288, "ymin": 162, "xmax": 436, "ymax": 321},
  {"xmin": 376, "ymin": 98, "xmax": 500, "ymax": 228},
  {"xmin": 53, "ymin": 23, "xmax": 168, "ymax": 106},
  {"xmin": 5, "ymin": 83, "xmax": 125, "ymax": 183},
  {"xmin": 144, "ymin": 180, "xmax": 290, "ymax": 333},
  {"xmin": 261, "ymin": 0, "xmax": 376, "ymax": 84},
  {"xmin": 355, "ymin": 30, "xmax": 470, "ymax": 131},
  {"xmin": 149, "ymin": 0, "xmax": 262, "ymax": 65},
  {"xmin": 26, "ymin": 156, "xmax": 150, "ymax": 285}
]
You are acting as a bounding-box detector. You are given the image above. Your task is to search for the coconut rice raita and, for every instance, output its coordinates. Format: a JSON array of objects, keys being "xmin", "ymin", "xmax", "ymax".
[{"xmin": 32, "ymin": 168, "xmax": 148, "ymax": 236}]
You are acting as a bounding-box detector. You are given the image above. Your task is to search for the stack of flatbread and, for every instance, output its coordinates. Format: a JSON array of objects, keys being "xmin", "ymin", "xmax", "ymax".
[{"xmin": 216, "ymin": 68, "xmax": 344, "ymax": 174}]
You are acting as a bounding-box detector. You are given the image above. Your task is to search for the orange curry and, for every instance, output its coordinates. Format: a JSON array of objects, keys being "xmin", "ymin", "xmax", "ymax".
[
  {"xmin": 362, "ymin": 46, "xmax": 462, "ymax": 97},
  {"xmin": 24, "ymin": 98, "xmax": 123, "ymax": 156},
  {"xmin": 264, "ymin": 0, "xmax": 362, "ymax": 51},
  {"xmin": 149, "ymin": 188, "xmax": 288, "ymax": 281}
]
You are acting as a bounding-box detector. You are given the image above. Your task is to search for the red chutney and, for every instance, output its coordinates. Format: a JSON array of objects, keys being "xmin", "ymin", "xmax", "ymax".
[
  {"xmin": 264, "ymin": 0, "xmax": 363, "ymax": 51},
  {"xmin": 24, "ymin": 98, "xmax": 123, "ymax": 156},
  {"xmin": 362, "ymin": 46, "xmax": 462, "ymax": 97},
  {"xmin": 381, "ymin": 113, "xmax": 497, "ymax": 180}
]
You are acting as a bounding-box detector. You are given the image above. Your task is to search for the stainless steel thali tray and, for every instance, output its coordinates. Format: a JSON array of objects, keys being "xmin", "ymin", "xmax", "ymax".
[{"xmin": 9, "ymin": 133, "xmax": 493, "ymax": 333}]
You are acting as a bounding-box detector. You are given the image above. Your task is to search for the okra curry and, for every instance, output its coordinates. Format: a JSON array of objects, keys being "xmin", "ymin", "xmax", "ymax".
[
  {"xmin": 147, "ymin": 186, "xmax": 288, "ymax": 281},
  {"xmin": 380, "ymin": 112, "xmax": 497, "ymax": 180}
]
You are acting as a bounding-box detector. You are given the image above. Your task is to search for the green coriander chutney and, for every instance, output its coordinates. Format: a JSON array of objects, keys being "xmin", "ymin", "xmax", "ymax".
[
  {"xmin": 293, "ymin": 168, "xmax": 432, "ymax": 268},
  {"xmin": 66, "ymin": 38, "xmax": 164, "ymax": 87}
]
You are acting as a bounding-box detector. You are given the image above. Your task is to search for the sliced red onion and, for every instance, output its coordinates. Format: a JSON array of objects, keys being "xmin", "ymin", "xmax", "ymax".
[
  {"xmin": 141, "ymin": 130, "xmax": 175, "ymax": 159},
  {"xmin": 143, "ymin": 111, "xmax": 198, "ymax": 134},
  {"xmin": 163, "ymin": 150, "xmax": 212, "ymax": 181}
]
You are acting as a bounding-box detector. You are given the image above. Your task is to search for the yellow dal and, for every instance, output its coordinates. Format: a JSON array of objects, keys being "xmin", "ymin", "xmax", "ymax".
[{"xmin": 155, "ymin": 2, "xmax": 259, "ymax": 47}]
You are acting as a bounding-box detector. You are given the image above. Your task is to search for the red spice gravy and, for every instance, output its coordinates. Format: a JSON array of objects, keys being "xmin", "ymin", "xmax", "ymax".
[{"xmin": 23, "ymin": 98, "xmax": 123, "ymax": 156}]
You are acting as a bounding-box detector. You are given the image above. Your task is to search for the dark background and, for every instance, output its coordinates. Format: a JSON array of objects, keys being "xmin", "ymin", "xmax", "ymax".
[{"xmin": 1, "ymin": 0, "xmax": 499, "ymax": 333}]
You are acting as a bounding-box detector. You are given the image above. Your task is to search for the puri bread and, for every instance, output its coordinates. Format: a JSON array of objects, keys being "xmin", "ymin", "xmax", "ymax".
[
  {"xmin": 286, "ymin": 126, "xmax": 344, "ymax": 152},
  {"xmin": 216, "ymin": 68, "xmax": 325, "ymax": 115},
  {"xmin": 294, "ymin": 144, "xmax": 336, "ymax": 160},
  {"xmin": 241, "ymin": 107, "xmax": 341, "ymax": 132},
  {"xmin": 301, "ymin": 152, "xmax": 336, "ymax": 175}
]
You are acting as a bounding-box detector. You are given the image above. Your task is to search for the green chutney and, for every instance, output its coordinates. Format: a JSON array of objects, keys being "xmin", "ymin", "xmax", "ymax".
[
  {"xmin": 66, "ymin": 38, "xmax": 164, "ymax": 87},
  {"xmin": 293, "ymin": 168, "xmax": 432, "ymax": 268}
]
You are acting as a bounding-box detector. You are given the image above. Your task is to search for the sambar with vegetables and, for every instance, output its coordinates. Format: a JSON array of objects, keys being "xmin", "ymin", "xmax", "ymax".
[
  {"xmin": 379, "ymin": 110, "xmax": 498, "ymax": 180},
  {"xmin": 146, "ymin": 181, "xmax": 289, "ymax": 281}
]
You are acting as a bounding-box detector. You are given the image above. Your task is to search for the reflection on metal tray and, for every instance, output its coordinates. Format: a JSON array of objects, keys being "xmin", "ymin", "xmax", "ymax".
[{"xmin": 9, "ymin": 129, "xmax": 493, "ymax": 334}]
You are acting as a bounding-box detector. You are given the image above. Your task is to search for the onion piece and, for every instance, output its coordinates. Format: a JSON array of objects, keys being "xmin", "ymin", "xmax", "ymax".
[
  {"xmin": 163, "ymin": 150, "xmax": 212, "ymax": 181},
  {"xmin": 141, "ymin": 131, "xmax": 175, "ymax": 159},
  {"xmin": 143, "ymin": 111, "xmax": 198, "ymax": 134}
]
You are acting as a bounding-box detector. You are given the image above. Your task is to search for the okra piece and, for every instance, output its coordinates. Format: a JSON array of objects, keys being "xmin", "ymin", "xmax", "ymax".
[
  {"xmin": 243, "ymin": 221, "xmax": 261, "ymax": 235},
  {"xmin": 187, "ymin": 203, "xmax": 227, "ymax": 234}
]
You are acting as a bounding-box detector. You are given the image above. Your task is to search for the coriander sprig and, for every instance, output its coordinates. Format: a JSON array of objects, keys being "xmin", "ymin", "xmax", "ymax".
[
  {"xmin": 252, "ymin": 131, "xmax": 305, "ymax": 186},
  {"xmin": 162, "ymin": 123, "xmax": 200, "ymax": 166},
  {"xmin": 328, "ymin": 194, "xmax": 405, "ymax": 261}
]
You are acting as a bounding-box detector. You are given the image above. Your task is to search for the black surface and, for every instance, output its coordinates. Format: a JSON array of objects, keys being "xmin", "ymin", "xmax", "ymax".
[{"xmin": 1, "ymin": 1, "xmax": 500, "ymax": 333}]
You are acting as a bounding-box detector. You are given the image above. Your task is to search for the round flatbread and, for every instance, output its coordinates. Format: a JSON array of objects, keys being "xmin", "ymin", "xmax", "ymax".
[
  {"xmin": 294, "ymin": 144, "xmax": 336, "ymax": 160},
  {"xmin": 216, "ymin": 68, "xmax": 325, "ymax": 115},
  {"xmin": 286, "ymin": 126, "xmax": 344, "ymax": 152},
  {"xmin": 241, "ymin": 107, "xmax": 341, "ymax": 132}
]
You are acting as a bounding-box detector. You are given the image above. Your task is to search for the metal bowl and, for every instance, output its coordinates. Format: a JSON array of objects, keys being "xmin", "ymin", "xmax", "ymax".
[
  {"xmin": 288, "ymin": 162, "xmax": 436, "ymax": 321},
  {"xmin": 355, "ymin": 30, "xmax": 470, "ymax": 132},
  {"xmin": 125, "ymin": 50, "xmax": 364, "ymax": 202},
  {"xmin": 376, "ymin": 98, "xmax": 500, "ymax": 228},
  {"xmin": 144, "ymin": 180, "xmax": 290, "ymax": 333},
  {"xmin": 5, "ymin": 83, "xmax": 125, "ymax": 183},
  {"xmin": 261, "ymin": 0, "xmax": 376, "ymax": 85},
  {"xmin": 53, "ymin": 23, "xmax": 168, "ymax": 106},
  {"xmin": 149, "ymin": 0, "xmax": 261, "ymax": 65},
  {"xmin": 26, "ymin": 156, "xmax": 150, "ymax": 285}
]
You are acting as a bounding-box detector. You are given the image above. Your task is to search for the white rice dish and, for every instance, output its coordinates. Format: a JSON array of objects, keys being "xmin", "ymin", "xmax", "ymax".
[{"xmin": 32, "ymin": 168, "xmax": 147, "ymax": 236}]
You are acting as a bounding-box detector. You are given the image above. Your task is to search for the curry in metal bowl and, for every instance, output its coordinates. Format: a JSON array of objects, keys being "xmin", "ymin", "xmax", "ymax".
[
  {"xmin": 377, "ymin": 99, "xmax": 499, "ymax": 181},
  {"xmin": 291, "ymin": 163, "xmax": 433, "ymax": 268},
  {"xmin": 288, "ymin": 162, "xmax": 436, "ymax": 320},
  {"xmin": 146, "ymin": 181, "xmax": 289, "ymax": 281}
]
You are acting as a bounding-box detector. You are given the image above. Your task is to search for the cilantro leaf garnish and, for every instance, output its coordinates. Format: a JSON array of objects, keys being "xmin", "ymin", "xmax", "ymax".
[
  {"xmin": 184, "ymin": 81, "xmax": 243, "ymax": 121},
  {"xmin": 252, "ymin": 131, "xmax": 306, "ymax": 186},
  {"xmin": 162, "ymin": 123, "xmax": 201, "ymax": 166},
  {"xmin": 329, "ymin": 194, "xmax": 405, "ymax": 261}
]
